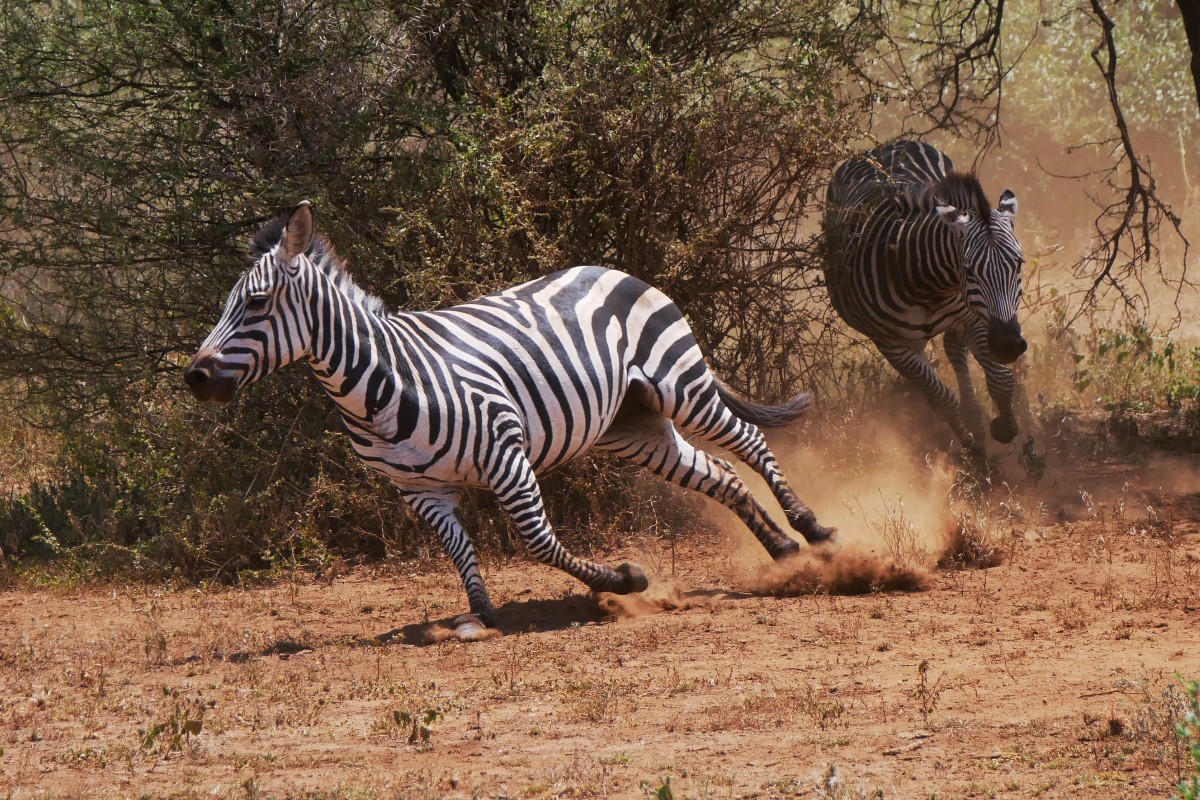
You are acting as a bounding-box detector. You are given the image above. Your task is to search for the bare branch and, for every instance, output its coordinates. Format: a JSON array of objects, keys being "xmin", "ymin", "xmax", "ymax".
[{"xmin": 1073, "ymin": 0, "xmax": 1192, "ymax": 320}]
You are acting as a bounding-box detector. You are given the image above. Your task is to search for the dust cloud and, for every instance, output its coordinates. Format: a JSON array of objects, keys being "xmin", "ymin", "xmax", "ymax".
[
  {"xmin": 750, "ymin": 545, "xmax": 930, "ymax": 596},
  {"xmin": 721, "ymin": 401, "xmax": 962, "ymax": 596},
  {"xmin": 597, "ymin": 579, "xmax": 713, "ymax": 620},
  {"xmin": 1024, "ymin": 447, "xmax": 1200, "ymax": 524}
]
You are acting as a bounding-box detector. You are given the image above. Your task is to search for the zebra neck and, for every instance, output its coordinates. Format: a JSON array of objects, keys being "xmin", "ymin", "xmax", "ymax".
[{"xmin": 306, "ymin": 294, "xmax": 411, "ymax": 431}]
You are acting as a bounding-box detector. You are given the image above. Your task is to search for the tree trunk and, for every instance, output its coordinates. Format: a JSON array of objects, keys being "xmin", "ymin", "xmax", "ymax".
[{"xmin": 1177, "ymin": 0, "xmax": 1200, "ymax": 112}]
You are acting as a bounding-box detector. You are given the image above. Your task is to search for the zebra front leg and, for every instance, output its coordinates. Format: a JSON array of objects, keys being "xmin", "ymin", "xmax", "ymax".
[
  {"xmin": 965, "ymin": 322, "xmax": 1019, "ymax": 443},
  {"xmin": 402, "ymin": 489, "xmax": 500, "ymax": 641},
  {"xmin": 879, "ymin": 342, "xmax": 985, "ymax": 462},
  {"xmin": 598, "ymin": 416, "xmax": 807, "ymax": 560},
  {"xmin": 943, "ymin": 326, "xmax": 988, "ymax": 444},
  {"xmin": 490, "ymin": 445, "xmax": 649, "ymax": 596}
]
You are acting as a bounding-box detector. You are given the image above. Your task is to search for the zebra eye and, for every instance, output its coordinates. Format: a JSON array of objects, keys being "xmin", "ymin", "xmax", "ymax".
[{"xmin": 246, "ymin": 293, "xmax": 270, "ymax": 312}]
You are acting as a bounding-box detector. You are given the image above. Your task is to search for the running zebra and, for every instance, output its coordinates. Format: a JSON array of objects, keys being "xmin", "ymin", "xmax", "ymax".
[
  {"xmin": 185, "ymin": 202, "xmax": 834, "ymax": 640},
  {"xmin": 823, "ymin": 140, "xmax": 1026, "ymax": 460}
]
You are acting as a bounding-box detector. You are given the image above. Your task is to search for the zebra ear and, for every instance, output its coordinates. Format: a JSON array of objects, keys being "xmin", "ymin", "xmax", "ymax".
[
  {"xmin": 934, "ymin": 201, "xmax": 971, "ymax": 231},
  {"xmin": 281, "ymin": 201, "xmax": 314, "ymax": 262},
  {"xmin": 997, "ymin": 190, "xmax": 1018, "ymax": 219}
]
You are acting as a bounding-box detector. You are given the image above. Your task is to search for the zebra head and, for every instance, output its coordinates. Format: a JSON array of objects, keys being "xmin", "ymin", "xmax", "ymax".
[
  {"xmin": 935, "ymin": 188, "xmax": 1026, "ymax": 364},
  {"xmin": 184, "ymin": 202, "xmax": 316, "ymax": 403}
]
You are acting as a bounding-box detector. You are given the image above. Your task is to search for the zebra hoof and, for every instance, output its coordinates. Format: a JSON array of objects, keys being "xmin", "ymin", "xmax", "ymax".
[
  {"xmin": 961, "ymin": 434, "xmax": 987, "ymax": 464},
  {"xmin": 769, "ymin": 537, "xmax": 802, "ymax": 560},
  {"xmin": 802, "ymin": 524, "xmax": 836, "ymax": 545},
  {"xmin": 787, "ymin": 511, "xmax": 835, "ymax": 545},
  {"xmin": 990, "ymin": 416, "xmax": 1018, "ymax": 444},
  {"xmin": 614, "ymin": 562, "xmax": 649, "ymax": 594},
  {"xmin": 451, "ymin": 614, "xmax": 500, "ymax": 642}
]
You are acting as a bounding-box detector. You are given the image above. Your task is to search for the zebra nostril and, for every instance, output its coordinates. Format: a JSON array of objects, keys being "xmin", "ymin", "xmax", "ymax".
[{"xmin": 184, "ymin": 366, "xmax": 210, "ymax": 389}]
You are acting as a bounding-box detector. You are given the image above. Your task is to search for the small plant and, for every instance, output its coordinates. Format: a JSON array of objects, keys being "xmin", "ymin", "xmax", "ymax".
[
  {"xmin": 1176, "ymin": 675, "xmax": 1200, "ymax": 800},
  {"xmin": 140, "ymin": 686, "xmax": 214, "ymax": 756},
  {"xmin": 940, "ymin": 478, "xmax": 1025, "ymax": 569},
  {"xmin": 795, "ymin": 682, "xmax": 848, "ymax": 731},
  {"xmin": 1111, "ymin": 674, "xmax": 1200, "ymax": 789},
  {"xmin": 912, "ymin": 660, "xmax": 943, "ymax": 726},
  {"xmin": 813, "ymin": 764, "xmax": 885, "ymax": 799},
  {"xmin": 875, "ymin": 493, "xmax": 928, "ymax": 571},
  {"xmin": 1068, "ymin": 325, "xmax": 1200, "ymax": 413},
  {"xmin": 391, "ymin": 707, "xmax": 443, "ymax": 749}
]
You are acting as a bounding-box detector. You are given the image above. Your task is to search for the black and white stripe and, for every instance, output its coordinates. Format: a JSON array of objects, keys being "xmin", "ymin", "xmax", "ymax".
[
  {"xmin": 186, "ymin": 202, "xmax": 833, "ymax": 638},
  {"xmin": 823, "ymin": 141, "xmax": 1027, "ymax": 458}
]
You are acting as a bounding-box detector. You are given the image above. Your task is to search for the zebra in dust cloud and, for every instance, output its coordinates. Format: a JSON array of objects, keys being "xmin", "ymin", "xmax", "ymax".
[
  {"xmin": 185, "ymin": 202, "xmax": 834, "ymax": 640},
  {"xmin": 823, "ymin": 140, "xmax": 1026, "ymax": 462}
]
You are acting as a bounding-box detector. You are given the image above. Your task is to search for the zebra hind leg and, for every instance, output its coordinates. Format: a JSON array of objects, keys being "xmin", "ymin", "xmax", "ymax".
[
  {"xmin": 705, "ymin": 428, "xmax": 833, "ymax": 545},
  {"xmin": 403, "ymin": 489, "xmax": 502, "ymax": 641},
  {"xmin": 597, "ymin": 411, "xmax": 807, "ymax": 560},
  {"xmin": 490, "ymin": 446, "xmax": 649, "ymax": 596},
  {"xmin": 672, "ymin": 381, "xmax": 834, "ymax": 545}
]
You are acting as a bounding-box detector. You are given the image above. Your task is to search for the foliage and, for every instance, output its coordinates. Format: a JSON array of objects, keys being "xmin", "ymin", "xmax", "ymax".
[
  {"xmin": 0, "ymin": 0, "xmax": 880, "ymax": 579},
  {"xmin": 140, "ymin": 686, "xmax": 214, "ymax": 757},
  {"xmin": 1006, "ymin": 1, "xmax": 1195, "ymax": 141},
  {"xmin": 1178, "ymin": 676, "xmax": 1200, "ymax": 800},
  {"xmin": 3, "ymin": 0, "xmax": 1192, "ymax": 580},
  {"xmin": 997, "ymin": 1, "xmax": 1195, "ymax": 312},
  {"xmin": 391, "ymin": 707, "xmax": 443, "ymax": 749},
  {"xmin": 1033, "ymin": 297, "xmax": 1200, "ymax": 416},
  {"xmin": 389, "ymin": 0, "xmax": 873, "ymax": 396}
]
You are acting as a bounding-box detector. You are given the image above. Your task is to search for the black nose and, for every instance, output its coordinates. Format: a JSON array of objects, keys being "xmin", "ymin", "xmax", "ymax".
[
  {"xmin": 184, "ymin": 365, "xmax": 210, "ymax": 390},
  {"xmin": 987, "ymin": 319, "xmax": 1027, "ymax": 364},
  {"xmin": 184, "ymin": 354, "xmax": 238, "ymax": 403}
]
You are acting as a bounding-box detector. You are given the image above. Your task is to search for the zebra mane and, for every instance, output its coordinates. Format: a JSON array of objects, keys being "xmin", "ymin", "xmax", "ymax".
[
  {"xmin": 908, "ymin": 172, "xmax": 993, "ymax": 229},
  {"xmin": 249, "ymin": 211, "xmax": 388, "ymax": 315}
]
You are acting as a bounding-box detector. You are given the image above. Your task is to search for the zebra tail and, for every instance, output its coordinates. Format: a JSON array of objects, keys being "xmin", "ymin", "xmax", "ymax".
[{"xmin": 715, "ymin": 379, "xmax": 814, "ymax": 428}]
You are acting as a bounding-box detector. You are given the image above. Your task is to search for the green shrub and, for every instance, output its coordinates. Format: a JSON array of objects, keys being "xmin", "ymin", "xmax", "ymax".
[{"xmin": 1178, "ymin": 676, "xmax": 1200, "ymax": 800}]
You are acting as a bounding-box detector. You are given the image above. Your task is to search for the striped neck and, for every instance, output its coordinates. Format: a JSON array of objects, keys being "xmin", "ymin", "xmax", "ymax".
[{"xmin": 303, "ymin": 264, "xmax": 403, "ymax": 428}]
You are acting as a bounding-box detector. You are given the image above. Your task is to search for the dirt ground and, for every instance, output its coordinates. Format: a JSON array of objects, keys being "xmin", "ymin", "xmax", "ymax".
[{"xmin": 3, "ymin": 434, "xmax": 1200, "ymax": 799}]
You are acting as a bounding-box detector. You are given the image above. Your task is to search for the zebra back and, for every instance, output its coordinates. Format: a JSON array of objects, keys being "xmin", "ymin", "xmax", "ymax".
[
  {"xmin": 822, "ymin": 141, "xmax": 1000, "ymax": 283},
  {"xmin": 824, "ymin": 141, "xmax": 952, "ymax": 240}
]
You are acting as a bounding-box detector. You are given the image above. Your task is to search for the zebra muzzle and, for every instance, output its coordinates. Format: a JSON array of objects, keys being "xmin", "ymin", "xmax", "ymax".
[
  {"xmin": 987, "ymin": 319, "xmax": 1027, "ymax": 365},
  {"xmin": 184, "ymin": 355, "xmax": 240, "ymax": 404}
]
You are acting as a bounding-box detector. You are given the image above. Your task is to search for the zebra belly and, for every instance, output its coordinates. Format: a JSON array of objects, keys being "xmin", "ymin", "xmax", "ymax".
[
  {"xmin": 344, "ymin": 370, "xmax": 633, "ymax": 491},
  {"xmin": 346, "ymin": 415, "xmax": 618, "ymax": 491}
]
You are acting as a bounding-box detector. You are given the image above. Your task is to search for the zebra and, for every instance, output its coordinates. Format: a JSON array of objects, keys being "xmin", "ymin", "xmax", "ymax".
[
  {"xmin": 822, "ymin": 140, "xmax": 1026, "ymax": 461},
  {"xmin": 185, "ymin": 201, "xmax": 835, "ymax": 640}
]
